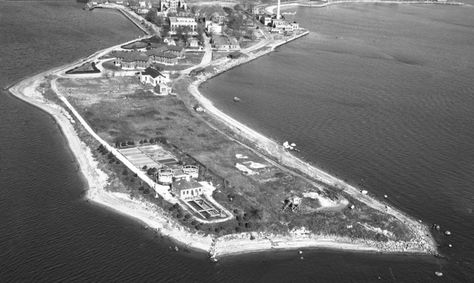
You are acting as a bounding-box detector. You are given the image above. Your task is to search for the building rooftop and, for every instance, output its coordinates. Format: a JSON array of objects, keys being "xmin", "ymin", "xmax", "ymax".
[
  {"xmin": 146, "ymin": 49, "xmax": 177, "ymax": 59},
  {"xmin": 167, "ymin": 45, "xmax": 183, "ymax": 52},
  {"xmin": 173, "ymin": 180, "xmax": 202, "ymax": 192},
  {"xmin": 169, "ymin": 16, "xmax": 196, "ymax": 24},
  {"xmin": 141, "ymin": 67, "xmax": 164, "ymax": 78},
  {"xmin": 114, "ymin": 51, "xmax": 148, "ymax": 62}
]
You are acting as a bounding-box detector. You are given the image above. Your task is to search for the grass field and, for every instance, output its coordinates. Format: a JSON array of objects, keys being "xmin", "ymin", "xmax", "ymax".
[{"xmin": 55, "ymin": 76, "xmax": 414, "ymax": 240}]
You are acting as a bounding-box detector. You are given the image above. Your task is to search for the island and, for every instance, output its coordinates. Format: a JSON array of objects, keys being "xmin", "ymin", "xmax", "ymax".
[{"xmin": 9, "ymin": 0, "xmax": 447, "ymax": 260}]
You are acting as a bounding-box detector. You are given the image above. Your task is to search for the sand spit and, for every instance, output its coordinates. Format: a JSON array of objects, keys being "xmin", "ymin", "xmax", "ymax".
[
  {"xmin": 7, "ymin": 10, "xmax": 437, "ymax": 259},
  {"xmin": 9, "ymin": 71, "xmax": 406, "ymax": 259}
]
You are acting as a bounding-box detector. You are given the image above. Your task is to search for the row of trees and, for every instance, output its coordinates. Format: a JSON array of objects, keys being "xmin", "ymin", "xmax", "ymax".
[{"xmin": 114, "ymin": 137, "xmax": 168, "ymax": 148}]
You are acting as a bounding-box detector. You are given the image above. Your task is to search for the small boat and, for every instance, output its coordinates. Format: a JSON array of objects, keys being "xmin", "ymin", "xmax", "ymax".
[
  {"xmin": 435, "ymin": 271, "xmax": 443, "ymax": 277},
  {"xmin": 283, "ymin": 141, "xmax": 296, "ymax": 150},
  {"xmin": 445, "ymin": 230, "xmax": 452, "ymax": 236},
  {"xmin": 233, "ymin": 96, "xmax": 241, "ymax": 102}
]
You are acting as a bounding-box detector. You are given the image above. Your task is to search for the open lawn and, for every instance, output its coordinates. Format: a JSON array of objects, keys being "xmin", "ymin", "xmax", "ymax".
[
  {"xmin": 101, "ymin": 59, "xmax": 121, "ymax": 71},
  {"xmin": 55, "ymin": 76, "xmax": 414, "ymax": 240}
]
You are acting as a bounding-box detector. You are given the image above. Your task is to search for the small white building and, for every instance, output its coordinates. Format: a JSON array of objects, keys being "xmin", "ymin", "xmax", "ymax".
[
  {"xmin": 172, "ymin": 168, "xmax": 191, "ymax": 182},
  {"xmin": 172, "ymin": 180, "xmax": 214, "ymax": 200},
  {"xmin": 139, "ymin": 67, "xmax": 171, "ymax": 95},
  {"xmin": 139, "ymin": 67, "xmax": 170, "ymax": 86},
  {"xmin": 187, "ymin": 37, "xmax": 199, "ymax": 48},
  {"xmin": 183, "ymin": 165, "xmax": 199, "ymax": 179},
  {"xmin": 136, "ymin": 0, "xmax": 151, "ymax": 14},
  {"xmin": 205, "ymin": 21, "xmax": 223, "ymax": 35},
  {"xmin": 158, "ymin": 168, "xmax": 173, "ymax": 184},
  {"xmin": 262, "ymin": 15, "xmax": 273, "ymax": 26}
]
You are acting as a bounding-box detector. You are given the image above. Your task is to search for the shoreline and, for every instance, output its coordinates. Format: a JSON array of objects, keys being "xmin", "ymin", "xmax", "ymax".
[
  {"xmin": 8, "ymin": 77, "xmax": 435, "ymax": 259},
  {"xmin": 7, "ymin": 3, "xmax": 439, "ymax": 260},
  {"xmin": 264, "ymin": 0, "xmax": 464, "ymax": 13},
  {"xmin": 187, "ymin": 51, "xmax": 438, "ymax": 257}
]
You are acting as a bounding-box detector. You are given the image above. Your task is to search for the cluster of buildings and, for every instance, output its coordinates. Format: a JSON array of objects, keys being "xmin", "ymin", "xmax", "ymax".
[
  {"xmin": 109, "ymin": 49, "xmax": 174, "ymax": 95},
  {"xmin": 112, "ymin": 44, "xmax": 184, "ymax": 69},
  {"xmin": 156, "ymin": 164, "xmax": 215, "ymax": 201},
  {"xmin": 254, "ymin": 0, "xmax": 301, "ymax": 34},
  {"xmin": 257, "ymin": 13, "xmax": 300, "ymax": 34},
  {"xmin": 157, "ymin": 165, "xmax": 199, "ymax": 184},
  {"xmin": 131, "ymin": 0, "xmax": 152, "ymax": 15},
  {"xmin": 158, "ymin": 0, "xmax": 188, "ymax": 16},
  {"xmin": 88, "ymin": 0, "xmax": 189, "ymax": 16}
]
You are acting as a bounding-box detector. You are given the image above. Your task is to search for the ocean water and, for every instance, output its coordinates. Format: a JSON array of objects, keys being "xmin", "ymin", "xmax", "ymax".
[
  {"xmin": 202, "ymin": 2, "xmax": 474, "ymax": 281},
  {"xmin": 0, "ymin": 0, "xmax": 473, "ymax": 282}
]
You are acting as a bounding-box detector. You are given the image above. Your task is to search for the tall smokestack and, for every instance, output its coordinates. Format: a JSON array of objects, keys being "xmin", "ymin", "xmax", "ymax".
[{"xmin": 277, "ymin": 0, "xmax": 281, "ymax": 19}]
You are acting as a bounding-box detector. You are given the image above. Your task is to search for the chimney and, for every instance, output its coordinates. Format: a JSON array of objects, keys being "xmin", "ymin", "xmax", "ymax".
[{"xmin": 277, "ymin": 0, "xmax": 281, "ymax": 19}]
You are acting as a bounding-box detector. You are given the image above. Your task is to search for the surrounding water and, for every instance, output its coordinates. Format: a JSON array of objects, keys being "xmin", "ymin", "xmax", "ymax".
[{"xmin": 0, "ymin": 0, "xmax": 473, "ymax": 282}]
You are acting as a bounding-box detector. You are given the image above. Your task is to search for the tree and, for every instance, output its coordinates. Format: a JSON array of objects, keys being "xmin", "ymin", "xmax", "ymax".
[
  {"xmin": 175, "ymin": 26, "xmax": 191, "ymax": 43},
  {"xmin": 227, "ymin": 13, "xmax": 244, "ymax": 39},
  {"xmin": 145, "ymin": 9, "xmax": 158, "ymax": 23},
  {"xmin": 147, "ymin": 167, "xmax": 157, "ymax": 176},
  {"xmin": 196, "ymin": 24, "xmax": 205, "ymax": 43}
]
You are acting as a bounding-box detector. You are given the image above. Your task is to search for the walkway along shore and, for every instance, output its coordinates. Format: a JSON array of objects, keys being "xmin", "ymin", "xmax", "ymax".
[{"xmin": 6, "ymin": 2, "xmax": 439, "ymax": 259}]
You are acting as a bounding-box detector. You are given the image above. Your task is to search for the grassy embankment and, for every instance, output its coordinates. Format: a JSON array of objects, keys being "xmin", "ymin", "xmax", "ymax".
[{"xmin": 51, "ymin": 75, "xmax": 414, "ymax": 242}]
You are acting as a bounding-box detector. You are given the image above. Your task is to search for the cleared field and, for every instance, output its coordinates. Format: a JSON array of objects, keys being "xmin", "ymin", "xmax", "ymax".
[
  {"xmin": 57, "ymin": 76, "xmax": 414, "ymax": 239},
  {"xmin": 139, "ymin": 144, "xmax": 177, "ymax": 165},
  {"xmin": 119, "ymin": 144, "xmax": 182, "ymax": 170},
  {"xmin": 119, "ymin": 147, "xmax": 161, "ymax": 170}
]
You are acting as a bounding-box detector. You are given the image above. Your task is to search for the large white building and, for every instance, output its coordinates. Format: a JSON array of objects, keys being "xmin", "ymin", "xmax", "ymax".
[
  {"xmin": 160, "ymin": 0, "xmax": 187, "ymax": 14},
  {"xmin": 169, "ymin": 17, "xmax": 197, "ymax": 34}
]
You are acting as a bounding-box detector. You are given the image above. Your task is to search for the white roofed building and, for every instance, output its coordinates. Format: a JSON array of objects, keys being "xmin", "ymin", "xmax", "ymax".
[{"xmin": 169, "ymin": 17, "xmax": 197, "ymax": 35}]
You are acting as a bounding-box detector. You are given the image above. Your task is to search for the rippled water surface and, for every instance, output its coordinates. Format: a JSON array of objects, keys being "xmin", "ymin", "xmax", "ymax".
[
  {"xmin": 1, "ymin": 0, "xmax": 473, "ymax": 282},
  {"xmin": 203, "ymin": 2, "xmax": 474, "ymax": 281}
]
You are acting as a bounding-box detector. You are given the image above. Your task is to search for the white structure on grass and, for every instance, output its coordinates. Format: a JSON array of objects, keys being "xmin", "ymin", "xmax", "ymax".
[{"xmin": 139, "ymin": 67, "xmax": 171, "ymax": 95}]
